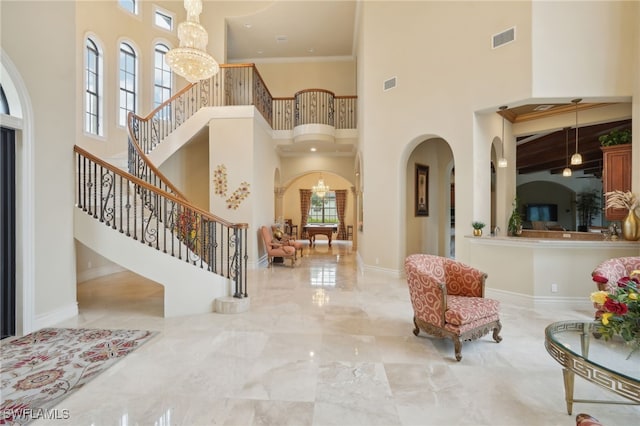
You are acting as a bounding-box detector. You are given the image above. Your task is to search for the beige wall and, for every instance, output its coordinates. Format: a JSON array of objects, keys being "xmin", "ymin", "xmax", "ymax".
[
  {"xmin": 255, "ymin": 61, "xmax": 357, "ymax": 97},
  {"xmin": 75, "ymin": 1, "xmax": 182, "ymax": 158},
  {"xmin": 1, "ymin": 0, "xmax": 78, "ymax": 330},
  {"xmin": 356, "ymin": 1, "xmax": 638, "ymax": 274}
]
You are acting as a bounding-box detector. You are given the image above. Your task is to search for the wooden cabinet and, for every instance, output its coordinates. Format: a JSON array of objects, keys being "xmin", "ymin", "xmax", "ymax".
[{"xmin": 602, "ymin": 144, "xmax": 632, "ymax": 221}]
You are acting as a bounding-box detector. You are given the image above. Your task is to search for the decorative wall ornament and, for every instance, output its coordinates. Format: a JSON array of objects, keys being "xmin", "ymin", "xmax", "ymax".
[
  {"xmin": 226, "ymin": 182, "xmax": 251, "ymax": 210},
  {"xmin": 213, "ymin": 164, "xmax": 227, "ymax": 196}
]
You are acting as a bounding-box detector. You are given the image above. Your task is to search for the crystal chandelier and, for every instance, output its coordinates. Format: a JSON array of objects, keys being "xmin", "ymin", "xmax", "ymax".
[
  {"xmin": 312, "ymin": 176, "xmax": 330, "ymax": 198},
  {"xmin": 165, "ymin": 0, "xmax": 219, "ymax": 83}
]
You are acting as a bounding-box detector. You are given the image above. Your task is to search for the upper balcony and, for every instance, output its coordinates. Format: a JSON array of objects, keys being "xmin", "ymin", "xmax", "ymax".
[{"xmin": 138, "ymin": 64, "xmax": 357, "ymax": 159}]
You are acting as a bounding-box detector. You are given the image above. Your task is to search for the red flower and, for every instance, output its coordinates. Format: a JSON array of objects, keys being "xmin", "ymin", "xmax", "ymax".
[
  {"xmin": 592, "ymin": 275, "xmax": 608, "ymax": 284},
  {"xmin": 603, "ymin": 298, "xmax": 629, "ymax": 315}
]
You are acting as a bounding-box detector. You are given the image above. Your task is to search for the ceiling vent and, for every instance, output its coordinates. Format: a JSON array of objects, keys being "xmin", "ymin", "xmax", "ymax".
[
  {"xmin": 492, "ymin": 27, "xmax": 516, "ymax": 49},
  {"xmin": 383, "ymin": 76, "xmax": 397, "ymax": 91},
  {"xmin": 275, "ymin": 35, "xmax": 288, "ymax": 43}
]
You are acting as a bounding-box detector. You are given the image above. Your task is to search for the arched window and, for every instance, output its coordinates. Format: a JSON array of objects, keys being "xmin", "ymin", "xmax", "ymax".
[
  {"xmin": 119, "ymin": 42, "xmax": 137, "ymax": 127},
  {"xmin": 85, "ymin": 37, "xmax": 103, "ymax": 136},
  {"xmin": 154, "ymin": 43, "xmax": 172, "ymax": 113}
]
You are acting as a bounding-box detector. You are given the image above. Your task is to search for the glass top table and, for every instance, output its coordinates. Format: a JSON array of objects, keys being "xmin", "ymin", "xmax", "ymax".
[{"xmin": 545, "ymin": 320, "xmax": 640, "ymax": 415}]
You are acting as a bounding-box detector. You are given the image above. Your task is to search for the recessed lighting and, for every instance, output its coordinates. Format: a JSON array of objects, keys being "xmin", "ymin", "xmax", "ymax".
[
  {"xmin": 310, "ymin": 147, "xmax": 317, "ymax": 152},
  {"xmin": 308, "ymin": 48, "xmax": 315, "ymax": 53},
  {"xmin": 243, "ymin": 23, "xmax": 252, "ymax": 29},
  {"xmin": 256, "ymin": 50, "xmax": 263, "ymax": 55}
]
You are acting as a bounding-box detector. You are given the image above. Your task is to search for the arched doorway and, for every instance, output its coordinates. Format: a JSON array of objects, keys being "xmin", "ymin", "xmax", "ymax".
[{"xmin": 405, "ymin": 137, "xmax": 454, "ymax": 258}]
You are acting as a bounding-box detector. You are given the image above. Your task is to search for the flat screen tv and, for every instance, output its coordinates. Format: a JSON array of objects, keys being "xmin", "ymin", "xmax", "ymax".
[{"xmin": 526, "ymin": 203, "xmax": 558, "ymax": 222}]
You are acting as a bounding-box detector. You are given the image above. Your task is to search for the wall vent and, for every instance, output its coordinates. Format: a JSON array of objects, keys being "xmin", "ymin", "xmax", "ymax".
[
  {"xmin": 383, "ymin": 76, "xmax": 397, "ymax": 91},
  {"xmin": 492, "ymin": 27, "xmax": 516, "ymax": 49}
]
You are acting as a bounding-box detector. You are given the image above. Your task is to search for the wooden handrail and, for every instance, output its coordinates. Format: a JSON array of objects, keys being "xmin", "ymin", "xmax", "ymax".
[{"xmin": 74, "ymin": 145, "xmax": 247, "ymax": 229}]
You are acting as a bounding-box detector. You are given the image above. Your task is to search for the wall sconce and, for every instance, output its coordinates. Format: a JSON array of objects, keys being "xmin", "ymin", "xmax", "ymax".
[
  {"xmin": 570, "ymin": 98, "xmax": 583, "ymax": 165},
  {"xmin": 497, "ymin": 105, "xmax": 508, "ymax": 168}
]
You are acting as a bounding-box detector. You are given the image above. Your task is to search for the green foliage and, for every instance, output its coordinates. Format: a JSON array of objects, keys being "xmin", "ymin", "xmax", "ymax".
[
  {"xmin": 576, "ymin": 190, "xmax": 601, "ymax": 228},
  {"xmin": 471, "ymin": 221, "xmax": 485, "ymax": 230},
  {"xmin": 599, "ymin": 128, "xmax": 631, "ymax": 147},
  {"xmin": 507, "ymin": 198, "xmax": 522, "ymax": 236}
]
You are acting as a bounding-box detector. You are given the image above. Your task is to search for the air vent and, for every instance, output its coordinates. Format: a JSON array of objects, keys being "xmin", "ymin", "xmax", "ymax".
[
  {"xmin": 383, "ymin": 76, "xmax": 397, "ymax": 91},
  {"xmin": 275, "ymin": 35, "xmax": 288, "ymax": 43},
  {"xmin": 492, "ymin": 27, "xmax": 516, "ymax": 49}
]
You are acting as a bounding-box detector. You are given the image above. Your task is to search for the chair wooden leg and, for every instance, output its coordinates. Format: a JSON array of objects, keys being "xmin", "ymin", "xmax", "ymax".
[
  {"xmin": 493, "ymin": 320, "xmax": 503, "ymax": 343},
  {"xmin": 412, "ymin": 316, "xmax": 420, "ymax": 336},
  {"xmin": 452, "ymin": 336, "xmax": 462, "ymax": 361}
]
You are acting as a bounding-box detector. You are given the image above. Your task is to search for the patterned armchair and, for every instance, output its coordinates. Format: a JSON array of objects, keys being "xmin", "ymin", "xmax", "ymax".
[
  {"xmin": 591, "ymin": 256, "xmax": 640, "ymax": 318},
  {"xmin": 260, "ymin": 226, "xmax": 297, "ymax": 267},
  {"xmin": 405, "ymin": 254, "xmax": 502, "ymax": 361},
  {"xmin": 271, "ymin": 225, "xmax": 305, "ymax": 258}
]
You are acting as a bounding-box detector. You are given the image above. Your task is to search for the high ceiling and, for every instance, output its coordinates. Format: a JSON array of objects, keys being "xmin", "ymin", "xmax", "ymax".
[{"xmin": 222, "ymin": 1, "xmax": 631, "ymax": 170}]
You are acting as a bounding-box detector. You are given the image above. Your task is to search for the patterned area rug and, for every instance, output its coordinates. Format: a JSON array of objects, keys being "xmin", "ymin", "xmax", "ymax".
[{"xmin": 1, "ymin": 327, "xmax": 156, "ymax": 425}]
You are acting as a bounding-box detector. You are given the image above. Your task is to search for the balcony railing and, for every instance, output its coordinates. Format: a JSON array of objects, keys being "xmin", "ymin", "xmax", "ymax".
[{"xmin": 128, "ymin": 64, "xmax": 357, "ymax": 161}]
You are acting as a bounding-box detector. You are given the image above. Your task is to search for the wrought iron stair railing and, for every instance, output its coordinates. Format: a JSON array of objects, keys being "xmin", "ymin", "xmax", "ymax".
[{"xmin": 74, "ymin": 145, "xmax": 248, "ymax": 298}]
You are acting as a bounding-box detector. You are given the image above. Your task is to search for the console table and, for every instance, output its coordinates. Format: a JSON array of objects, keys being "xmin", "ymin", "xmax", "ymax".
[{"xmin": 544, "ymin": 320, "xmax": 640, "ymax": 415}]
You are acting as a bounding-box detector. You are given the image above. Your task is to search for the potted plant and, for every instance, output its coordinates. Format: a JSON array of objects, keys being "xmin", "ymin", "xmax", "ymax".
[
  {"xmin": 471, "ymin": 221, "xmax": 485, "ymax": 237},
  {"xmin": 599, "ymin": 129, "xmax": 631, "ymax": 147},
  {"xmin": 575, "ymin": 190, "xmax": 601, "ymax": 232},
  {"xmin": 508, "ymin": 198, "xmax": 522, "ymax": 236}
]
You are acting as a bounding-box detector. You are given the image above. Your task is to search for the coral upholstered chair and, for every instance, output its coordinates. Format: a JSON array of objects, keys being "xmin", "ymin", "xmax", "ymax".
[
  {"xmin": 404, "ymin": 254, "xmax": 502, "ymax": 361},
  {"xmin": 260, "ymin": 226, "xmax": 296, "ymax": 267}
]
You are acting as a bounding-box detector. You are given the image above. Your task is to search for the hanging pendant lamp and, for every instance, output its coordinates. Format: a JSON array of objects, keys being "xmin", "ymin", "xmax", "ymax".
[
  {"xmin": 570, "ymin": 98, "xmax": 583, "ymax": 165},
  {"xmin": 497, "ymin": 105, "xmax": 508, "ymax": 168},
  {"xmin": 562, "ymin": 127, "xmax": 572, "ymax": 177}
]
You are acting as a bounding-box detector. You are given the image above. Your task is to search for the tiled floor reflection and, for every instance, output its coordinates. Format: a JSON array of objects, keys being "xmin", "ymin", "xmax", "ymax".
[{"xmin": 47, "ymin": 241, "xmax": 639, "ymax": 425}]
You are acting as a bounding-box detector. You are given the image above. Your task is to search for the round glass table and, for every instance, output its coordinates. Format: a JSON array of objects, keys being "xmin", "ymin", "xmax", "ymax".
[{"xmin": 545, "ymin": 320, "xmax": 640, "ymax": 415}]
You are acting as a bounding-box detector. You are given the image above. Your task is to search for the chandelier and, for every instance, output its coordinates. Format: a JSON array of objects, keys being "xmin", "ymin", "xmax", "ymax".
[
  {"xmin": 312, "ymin": 176, "xmax": 330, "ymax": 198},
  {"xmin": 165, "ymin": 0, "xmax": 219, "ymax": 83}
]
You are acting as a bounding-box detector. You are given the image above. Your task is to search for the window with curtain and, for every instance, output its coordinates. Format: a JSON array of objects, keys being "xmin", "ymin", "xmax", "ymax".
[
  {"xmin": 119, "ymin": 42, "xmax": 137, "ymax": 127},
  {"xmin": 85, "ymin": 37, "xmax": 102, "ymax": 136},
  {"xmin": 154, "ymin": 43, "xmax": 172, "ymax": 118},
  {"xmin": 308, "ymin": 192, "xmax": 338, "ymax": 224}
]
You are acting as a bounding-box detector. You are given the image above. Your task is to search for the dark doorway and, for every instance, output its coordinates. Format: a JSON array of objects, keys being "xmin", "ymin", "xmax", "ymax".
[{"xmin": 1, "ymin": 127, "xmax": 16, "ymax": 339}]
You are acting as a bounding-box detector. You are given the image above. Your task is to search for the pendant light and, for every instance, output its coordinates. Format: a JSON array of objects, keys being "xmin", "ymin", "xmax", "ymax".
[
  {"xmin": 562, "ymin": 127, "xmax": 572, "ymax": 177},
  {"xmin": 570, "ymin": 98, "xmax": 583, "ymax": 165},
  {"xmin": 497, "ymin": 105, "xmax": 508, "ymax": 168}
]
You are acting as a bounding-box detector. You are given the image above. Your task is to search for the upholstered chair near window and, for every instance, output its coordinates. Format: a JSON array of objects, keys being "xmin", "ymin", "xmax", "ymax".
[
  {"xmin": 404, "ymin": 254, "xmax": 502, "ymax": 361},
  {"xmin": 260, "ymin": 226, "xmax": 296, "ymax": 267},
  {"xmin": 271, "ymin": 225, "xmax": 305, "ymax": 259}
]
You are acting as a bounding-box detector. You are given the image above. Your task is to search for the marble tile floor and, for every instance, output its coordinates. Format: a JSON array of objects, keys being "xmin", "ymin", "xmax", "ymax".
[{"xmin": 46, "ymin": 241, "xmax": 639, "ymax": 426}]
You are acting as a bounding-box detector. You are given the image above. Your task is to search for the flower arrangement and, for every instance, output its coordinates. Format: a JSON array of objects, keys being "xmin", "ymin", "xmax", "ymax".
[
  {"xmin": 604, "ymin": 190, "xmax": 638, "ymax": 211},
  {"xmin": 590, "ymin": 270, "xmax": 640, "ymax": 359},
  {"xmin": 174, "ymin": 208, "xmax": 200, "ymax": 252}
]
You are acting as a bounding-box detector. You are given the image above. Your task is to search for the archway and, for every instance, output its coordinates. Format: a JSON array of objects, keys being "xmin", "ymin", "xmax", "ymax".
[
  {"xmin": 1, "ymin": 52, "xmax": 35, "ymax": 336},
  {"xmin": 404, "ymin": 137, "xmax": 454, "ymax": 258}
]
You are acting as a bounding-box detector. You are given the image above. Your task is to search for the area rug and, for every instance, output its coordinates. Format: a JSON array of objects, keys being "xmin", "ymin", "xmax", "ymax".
[{"xmin": 1, "ymin": 327, "xmax": 157, "ymax": 425}]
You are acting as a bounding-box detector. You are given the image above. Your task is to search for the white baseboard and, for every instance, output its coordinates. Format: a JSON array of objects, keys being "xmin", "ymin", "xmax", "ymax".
[
  {"xmin": 34, "ymin": 302, "xmax": 79, "ymax": 330},
  {"xmin": 486, "ymin": 287, "xmax": 593, "ymax": 310}
]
